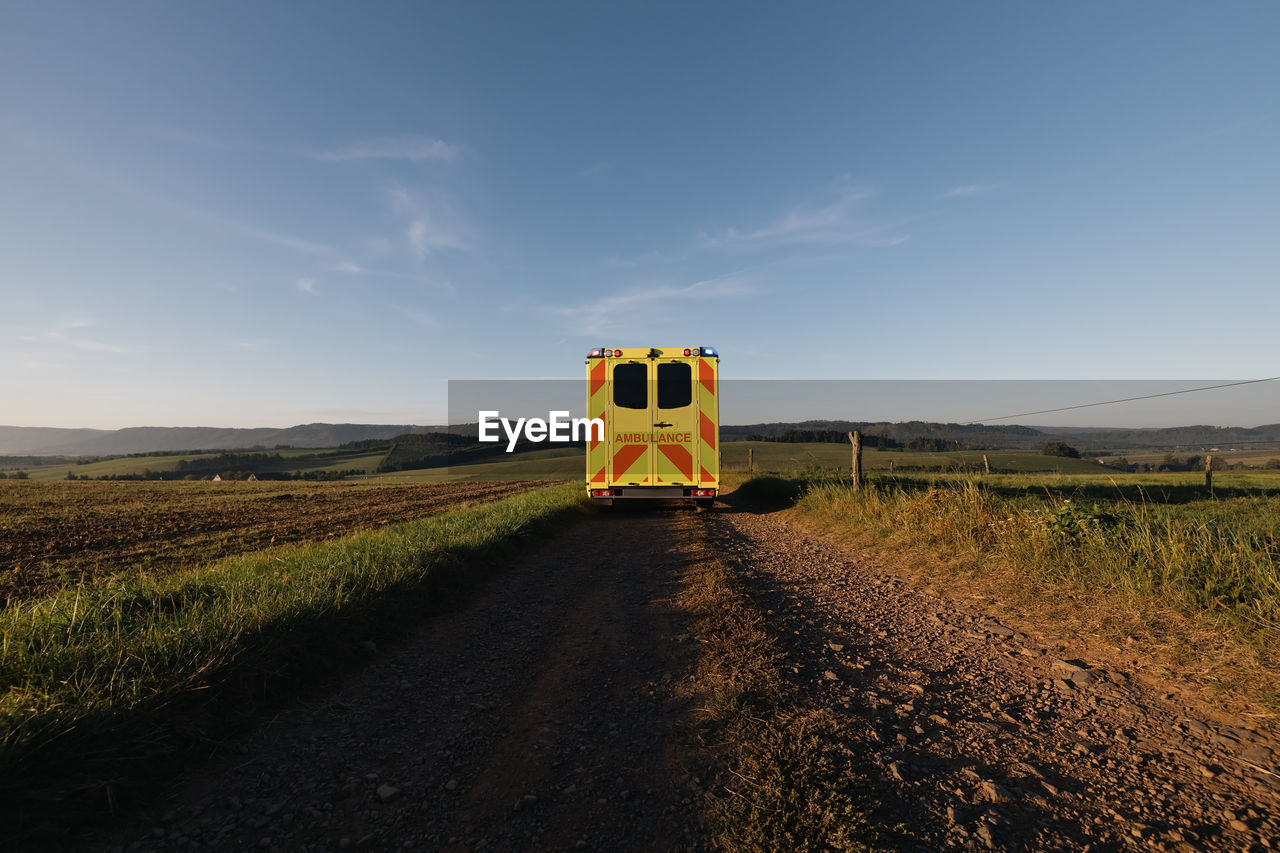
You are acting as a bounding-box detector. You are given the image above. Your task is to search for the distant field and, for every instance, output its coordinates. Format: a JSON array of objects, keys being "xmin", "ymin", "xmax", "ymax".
[
  {"xmin": 382, "ymin": 442, "xmax": 1136, "ymax": 482},
  {"xmin": 720, "ymin": 442, "xmax": 1113, "ymax": 474},
  {"xmin": 0, "ymin": 479, "xmax": 555, "ymax": 601},
  {"xmin": 8, "ymin": 438, "xmax": 1274, "ymax": 486},
  {"xmin": 11, "ymin": 447, "xmax": 387, "ymax": 480}
]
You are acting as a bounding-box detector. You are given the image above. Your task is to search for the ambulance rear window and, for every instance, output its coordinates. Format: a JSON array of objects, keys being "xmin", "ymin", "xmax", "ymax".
[
  {"xmin": 613, "ymin": 363, "xmax": 647, "ymax": 409},
  {"xmin": 657, "ymin": 362, "xmax": 692, "ymax": 409}
]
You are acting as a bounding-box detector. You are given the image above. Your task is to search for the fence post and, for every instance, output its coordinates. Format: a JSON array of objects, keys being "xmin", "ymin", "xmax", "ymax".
[
  {"xmin": 983, "ymin": 454, "xmax": 991, "ymax": 474},
  {"xmin": 747, "ymin": 447, "xmax": 754, "ymax": 475},
  {"xmin": 848, "ymin": 430, "xmax": 864, "ymax": 491},
  {"xmin": 1205, "ymin": 454, "xmax": 1213, "ymax": 492}
]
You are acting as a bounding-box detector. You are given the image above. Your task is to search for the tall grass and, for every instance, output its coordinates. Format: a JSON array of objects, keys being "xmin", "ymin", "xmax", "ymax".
[
  {"xmin": 795, "ymin": 477, "xmax": 1280, "ymax": 639},
  {"xmin": 0, "ymin": 484, "xmax": 585, "ymax": 844}
]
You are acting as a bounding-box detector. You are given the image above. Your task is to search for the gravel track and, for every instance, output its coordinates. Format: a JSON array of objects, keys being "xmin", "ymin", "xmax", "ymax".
[
  {"xmin": 102, "ymin": 510, "xmax": 712, "ymax": 853},
  {"xmin": 99, "ymin": 497, "xmax": 1280, "ymax": 852},
  {"xmin": 704, "ymin": 504, "xmax": 1280, "ymax": 852}
]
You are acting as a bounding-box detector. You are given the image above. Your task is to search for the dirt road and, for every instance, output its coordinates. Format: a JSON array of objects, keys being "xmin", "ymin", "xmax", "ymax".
[
  {"xmin": 104, "ymin": 500, "xmax": 1280, "ymax": 852},
  {"xmin": 105, "ymin": 510, "xmax": 712, "ymax": 853},
  {"xmin": 707, "ymin": 506, "xmax": 1280, "ymax": 852}
]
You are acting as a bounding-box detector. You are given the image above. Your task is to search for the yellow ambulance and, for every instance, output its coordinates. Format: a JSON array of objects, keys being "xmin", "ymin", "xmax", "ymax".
[{"xmin": 585, "ymin": 346, "xmax": 720, "ymax": 507}]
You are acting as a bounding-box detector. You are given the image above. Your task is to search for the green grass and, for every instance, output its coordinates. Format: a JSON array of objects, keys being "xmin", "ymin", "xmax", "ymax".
[
  {"xmin": 765, "ymin": 471, "xmax": 1280, "ymax": 712},
  {"xmin": 17, "ymin": 447, "xmax": 390, "ymax": 480},
  {"xmin": 0, "ymin": 483, "xmax": 586, "ymax": 844},
  {"xmin": 721, "ymin": 442, "xmax": 1113, "ymax": 474},
  {"xmin": 374, "ymin": 446, "xmax": 585, "ymax": 482}
]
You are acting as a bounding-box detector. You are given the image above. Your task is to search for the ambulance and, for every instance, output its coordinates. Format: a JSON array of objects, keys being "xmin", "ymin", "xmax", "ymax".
[{"xmin": 585, "ymin": 346, "xmax": 720, "ymax": 507}]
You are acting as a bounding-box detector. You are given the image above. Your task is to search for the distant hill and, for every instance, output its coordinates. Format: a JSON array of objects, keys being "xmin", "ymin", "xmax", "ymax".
[
  {"xmin": 0, "ymin": 423, "xmax": 446, "ymax": 456},
  {"xmin": 721, "ymin": 421, "xmax": 1280, "ymax": 452},
  {"xmin": 4, "ymin": 419, "xmax": 1278, "ymax": 459}
]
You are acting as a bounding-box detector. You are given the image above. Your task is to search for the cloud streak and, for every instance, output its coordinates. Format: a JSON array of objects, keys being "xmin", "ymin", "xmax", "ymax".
[
  {"xmin": 312, "ymin": 136, "xmax": 459, "ymax": 163},
  {"xmin": 12, "ymin": 319, "xmax": 129, "ymax": 354},
  {"xmin": 938, "ymin": 182, "xmax": 1003, "ymax": 199},
  {"xmin": 552, "ymin": 275, "xmax": 753, "ymax": 336},
  {"xmin": 386, "ymin": 185, "xmax": 470, "ymax": 261},
  {"xmin": 698, "ymin": 180, "xmax": 905, "ymax": 250}
]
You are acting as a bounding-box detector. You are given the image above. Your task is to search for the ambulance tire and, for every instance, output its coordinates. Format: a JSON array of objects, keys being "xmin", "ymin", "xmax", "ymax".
[
  {"xmin": 695, "ymin": 498, "xmax": 714, "ymax": 512},
  {"xmin": 596, "ymin": 499, "xmax": 614, "ymax": 511}
]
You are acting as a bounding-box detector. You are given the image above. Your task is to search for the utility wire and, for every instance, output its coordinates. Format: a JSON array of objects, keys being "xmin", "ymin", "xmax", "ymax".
[{"xmin": 967, "ymin": 377, "xmax": 1280, "ymax": 424}]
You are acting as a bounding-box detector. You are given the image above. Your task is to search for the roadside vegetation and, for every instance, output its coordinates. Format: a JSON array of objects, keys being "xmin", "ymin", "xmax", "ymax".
[
  {"xmin": 676, "ymin": 531, "xmax": 895, "ymax": 851},
  {"xmin": 0, "ymin": 484, "xmax": 586, "ymax": 845},
  {"xmin": 742, "ymin": 470, "xmax": 1280, "ymax": 716}
]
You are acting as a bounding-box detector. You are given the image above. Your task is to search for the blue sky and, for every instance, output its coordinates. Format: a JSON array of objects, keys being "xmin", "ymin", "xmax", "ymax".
[{"xmin": 2, "ymin": 1, "xmax": 1277, "ymax": 428}]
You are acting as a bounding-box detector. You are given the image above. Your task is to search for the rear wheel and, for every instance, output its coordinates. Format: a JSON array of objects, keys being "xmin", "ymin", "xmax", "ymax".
[{"xmin": 695, "ymin": 498, "xmax": 714, "ymax": 512}]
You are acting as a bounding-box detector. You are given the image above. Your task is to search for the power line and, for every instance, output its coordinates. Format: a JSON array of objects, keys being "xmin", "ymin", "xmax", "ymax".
[{"xmin": 967, "ymin": 376, "xmax": 1280, "ymax": 424}]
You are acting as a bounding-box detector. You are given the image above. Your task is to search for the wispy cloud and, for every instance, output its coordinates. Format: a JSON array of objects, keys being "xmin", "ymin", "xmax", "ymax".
[
  {"xmin": 312, "ymin": 136, "xmax": 459, "ymax": 163},
  {"xmin": 938, "ymin": 182, "xmax": 1004, "ymax": 199},
  {"xmin": 98, "ymin": 174, "xmax": 340, "ymax": 257},
  {"xmin": 386, "ymin": 185, "xmax": 470, "ymax": 261},
  {"xmin": 698, "ymin": 179, "xmax": 905, "ymax": 250},
  {"xmin": 12, "ymin": 319, "xmax": 129, "ymax": 354},
  {"xmin": 295, "ymin": 278, "xmax": 317, "ymax": 294},
  {"xmin": 552, "ymin": 275, "xmax": 753, "ymax": 336},
  {"xmin": 603, "ymin": 249, "xmax": 679, "ymax": 269},
  {"xmin": 330, "ymin": 257, "xmax": 456, "ymax": 294},
  {"xmin": 139, "ymin": 126, "xmax": 259, "ymax": 153},
  {"xmin": 143, "ymin": 127, "xmax": 460, "ymax": 165},
  {"xmin": 223, "ymin": 340, "xmax": 269, "ymax": 352}
]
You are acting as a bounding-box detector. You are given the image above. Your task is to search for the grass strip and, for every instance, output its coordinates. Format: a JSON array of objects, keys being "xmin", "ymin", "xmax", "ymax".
[
  {"xmin": 677, "ymin": 532, "xmax": 894, "ymax": 851},
  {"xmin": 0, "ymin": 483, "xmax": 586, "ymax": 845},
  {"xmin": 770, "ymin": 473, "xmax": 1280, "ymax": 713}
]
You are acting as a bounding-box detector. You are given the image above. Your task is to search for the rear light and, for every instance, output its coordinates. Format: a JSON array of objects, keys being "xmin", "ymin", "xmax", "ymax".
[
  {"xmin": 682, "ymin": 348, "xmax": 691, "ymax": 356},
  {"xmin": 603, "ymin": 348, "xmax": 615, "ymax": 357},
  {"xmin": 700, "ymin": 347, "xmax": 717, "ymax": 357},
  {"xmin": 591, "ymin": 489, "xmax": 616, "ymax": 498},
  {"xmin": 588, "ymin": 348, "xmax": 602, "ymax": 358},
  {"xmin": 690, "ymin": 488, "xmax": 716, "ymax": 498}
]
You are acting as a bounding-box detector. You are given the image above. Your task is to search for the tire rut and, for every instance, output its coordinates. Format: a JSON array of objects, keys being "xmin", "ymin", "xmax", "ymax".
[
  {"xmin": 704, "ymin": 503, "xmax": 1280, "ymax": 852},
  {"xmin": 102, "ymin": 510, "xmax": 713, "ymax": 853}
]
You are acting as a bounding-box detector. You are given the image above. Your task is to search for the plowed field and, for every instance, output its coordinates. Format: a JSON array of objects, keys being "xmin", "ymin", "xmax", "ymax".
[{"xmin": 0, "ymin": 480, "xmax": 558, "ymax": 602}]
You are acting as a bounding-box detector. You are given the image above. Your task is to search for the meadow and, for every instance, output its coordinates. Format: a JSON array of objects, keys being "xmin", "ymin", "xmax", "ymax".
[
  {"xmin": 0, "ymin": 480, "xmax": 585, "ymax": 842},
  {"xmin": 738, "ymin": 467, "xmax": 1280, "ymax": 715}
]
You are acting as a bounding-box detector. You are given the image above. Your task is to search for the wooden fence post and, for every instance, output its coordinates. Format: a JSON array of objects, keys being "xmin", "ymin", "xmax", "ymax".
[
  {"xmin": 983, "ymin": 454, "xmax": 991, "ymax": 474},
  {"xmin": 1205, "ymin": 454, "xmax": 1213, "ymax": 492},
  {"xmin": 849, "ymin": 430, "xmax": 864, "ymax": 491},
  {"xmin": 747, "ymin": 447, "xmax": 754, "ymax": 475}
]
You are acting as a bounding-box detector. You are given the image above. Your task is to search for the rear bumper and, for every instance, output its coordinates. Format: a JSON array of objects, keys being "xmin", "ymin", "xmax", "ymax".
[{"xmin": 588, "ymin": 486, "xmax": 717, "ymax": 500}]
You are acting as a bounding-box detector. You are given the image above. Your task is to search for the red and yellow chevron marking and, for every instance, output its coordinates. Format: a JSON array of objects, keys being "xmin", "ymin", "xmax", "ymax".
[
  {"xmin": 612, "ymin": 443, "xmax": 649, "ymax": 483},
  {"xmin": 696, "ymin": 357, "xmax": 719, "ymax": 487},
  {"xmin": 586, "ymin": 357, "xmax": 609, "ymax": 488},
  {"xmin": 655, "ymin": 441, "xmax": 694, "ymax": 484}
]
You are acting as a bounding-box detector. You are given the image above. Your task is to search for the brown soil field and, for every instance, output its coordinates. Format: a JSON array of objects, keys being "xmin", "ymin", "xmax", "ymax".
[{"xmin": 0, "ymin": 479, "xmax": 559, "ymax": 603}]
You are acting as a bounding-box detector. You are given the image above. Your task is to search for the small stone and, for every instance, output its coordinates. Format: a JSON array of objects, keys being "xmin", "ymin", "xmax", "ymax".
[
  {"xmin": 1184, "ymin": 719, "xmax": 1210, "ymax": 735},
  {"xmin": 444, "ymin": 779, "xmax": 459, "ymax": 791},
  {"xmin": 888, "ymin": 761, "xmax": 908, "ymax": 782},
  {"xmin": 377, "ymin": 784, "xmax": 401, "ymax": 803},
  {"xmin": 1241, "ymin": 746, "xmax": 1273, "ymax": 763},
  {"xmin": 360, "ymin": 640, "xmax": 378, "ymax": 653},
  {"xmin": 1229, "ymin": 819, "xmax": 1250, "ymax": 832},
  {"xmin": 978, "ymin": 780, "xmax": 1015, "ymax": 803},
  {"xmin": 828, "ymin": 642, "xmax": 845, "ymax": 652},
  {"xmin": 1051, "ymin": 659, "xmax": 1088, "ymax": 678},
  {"xmin": 823, "ymin": 670, "xmax": 839, "ymax": 681}
]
